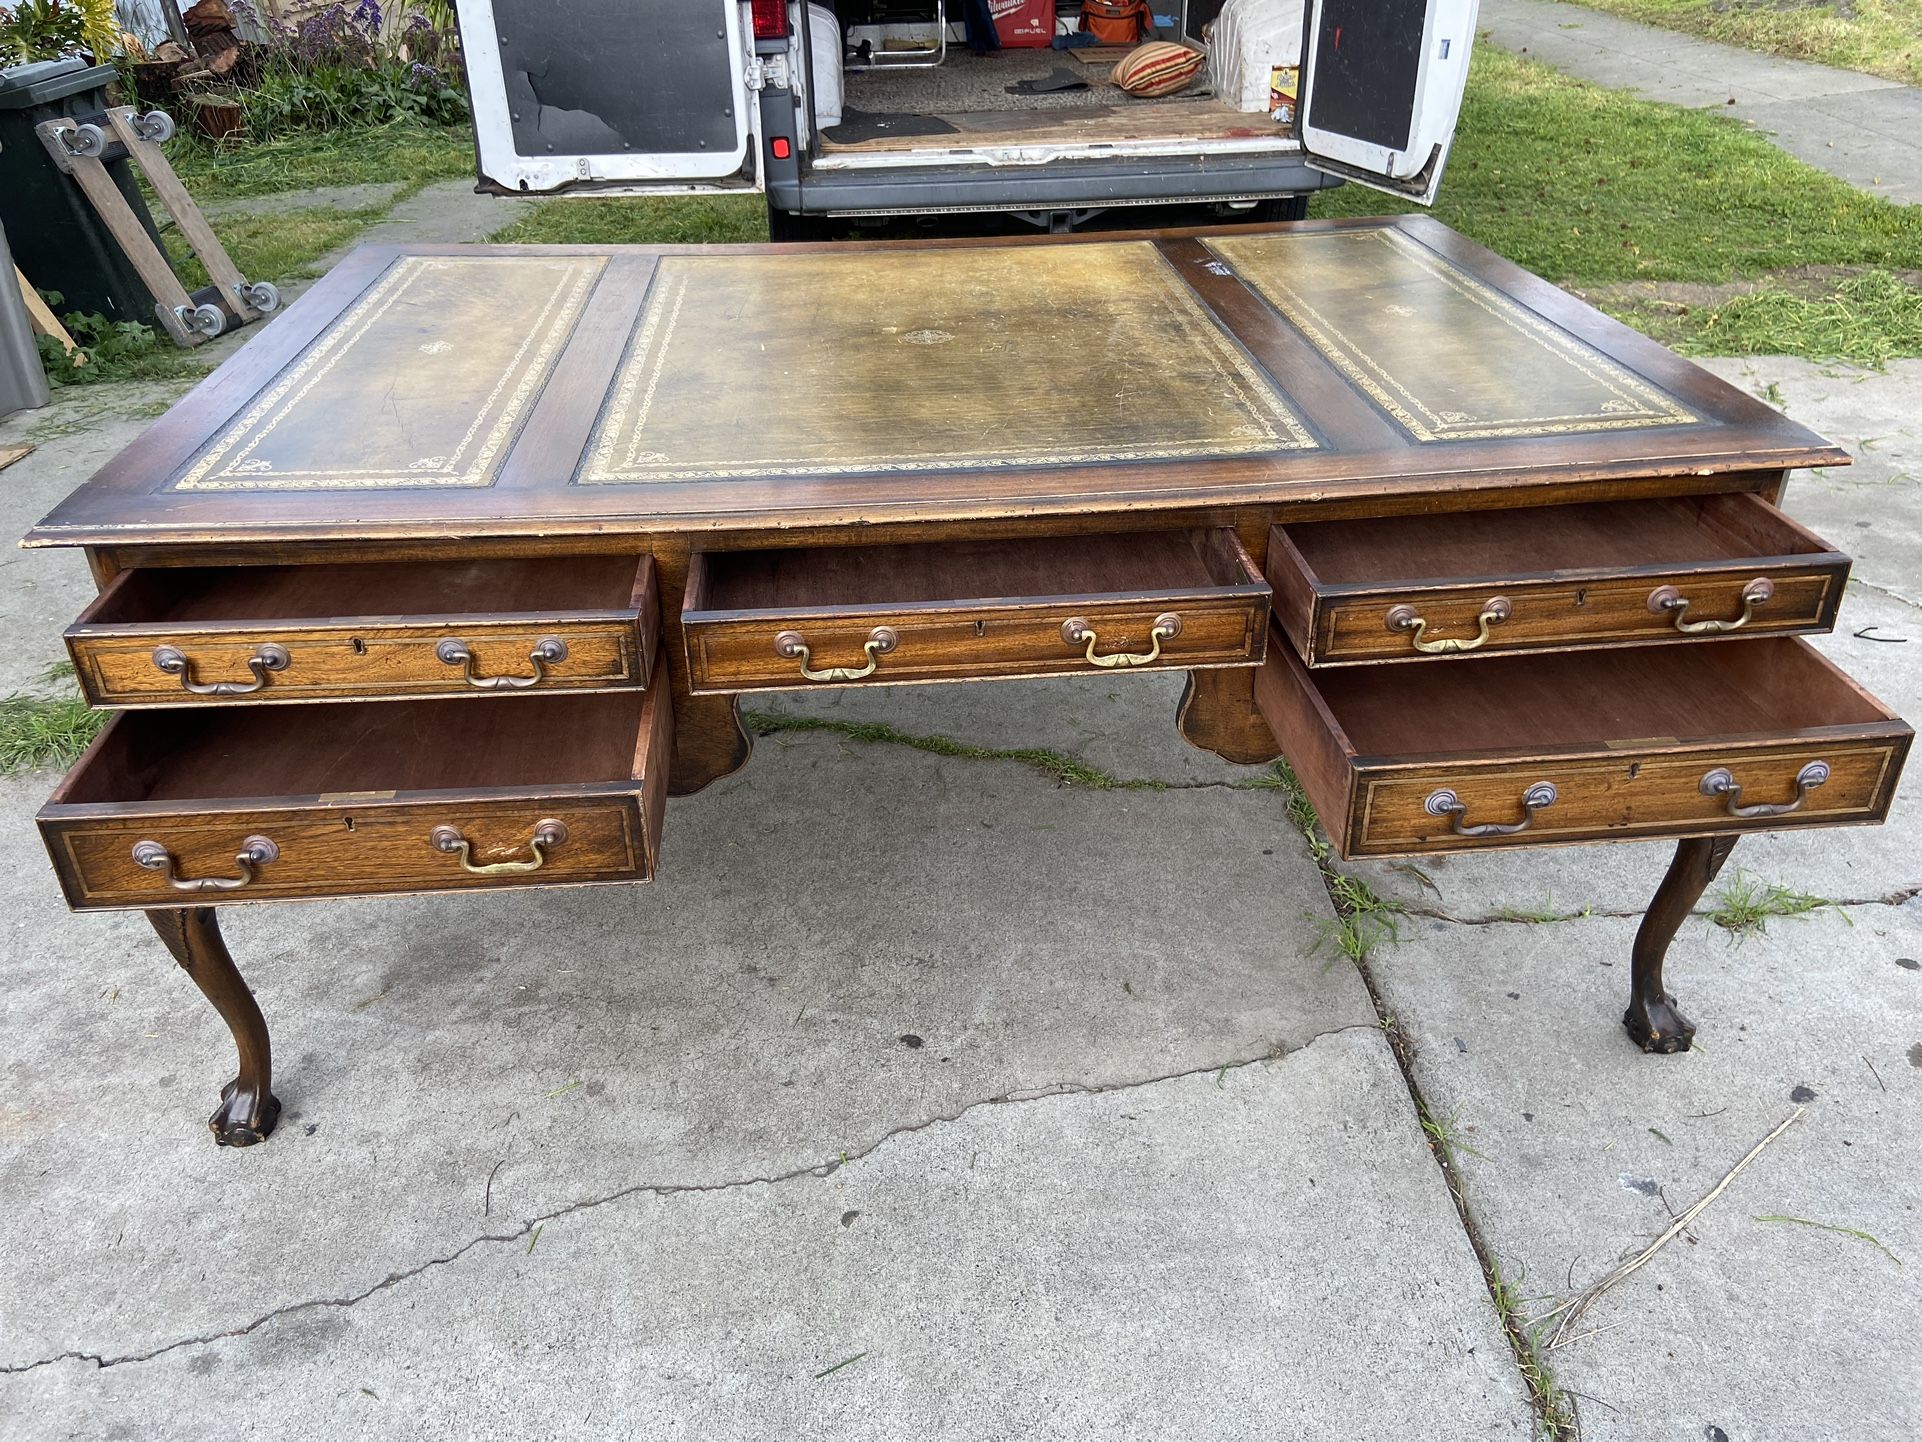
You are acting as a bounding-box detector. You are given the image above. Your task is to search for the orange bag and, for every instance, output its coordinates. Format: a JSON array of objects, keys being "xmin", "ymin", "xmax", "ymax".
[{"xmin": 1080, "ymin": 0, "xmax": 1153, "ymax": 46}]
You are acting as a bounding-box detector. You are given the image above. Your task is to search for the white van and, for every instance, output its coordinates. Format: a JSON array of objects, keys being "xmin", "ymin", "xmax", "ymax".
[{"xmin": 455, "ymin": 0, "xmax": 1476, "ymax": 235}]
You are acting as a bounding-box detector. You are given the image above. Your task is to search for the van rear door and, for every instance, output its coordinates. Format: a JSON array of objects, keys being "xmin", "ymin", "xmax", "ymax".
[
  {"xmin": 457, "ymin": 0, "xmax": 762, "ymax": 195},
  {"xmin": 1296, "ymin": 0, "xmax": 1477, "ymax": 206}
]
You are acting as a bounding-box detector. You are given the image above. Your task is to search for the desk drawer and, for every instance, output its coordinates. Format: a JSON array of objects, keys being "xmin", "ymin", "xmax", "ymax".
[
  {"xmin": 1269, "ymin": 494, "xmax": 1848, "ymax": 667},
  {"xmin": 1255, "ymin": 634, "xmax": 1909, "ymax": 858},
  {"xmin": 67, "ymin": 556, "xmax": 659, "ymax": 706},
  {"xmin": 682, "ymin": 529, "xmax": 1269, "ymax": 693},
  {"xmin": 38, "ymin": 690, "xmax": 671, "ymax": 910}
]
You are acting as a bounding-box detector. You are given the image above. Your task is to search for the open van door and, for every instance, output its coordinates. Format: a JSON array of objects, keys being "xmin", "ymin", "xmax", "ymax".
[
  {"xmin": 1297, "ymin": 0, "xmax": 1478, "ymax": 206},
  {"xmin": 457, "ymin": 0, "xmax": 761, "ymax": 196}
]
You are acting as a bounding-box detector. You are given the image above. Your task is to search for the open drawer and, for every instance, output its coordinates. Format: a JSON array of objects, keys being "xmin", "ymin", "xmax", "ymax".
[
  {"xmin": 1268, "ymin": 494, "xmax": 1849, "ymax": 667},
  {"xmin": 66, "ymin": 556, "xmax": 659, "ymax": 706},
  {"xmin": 38, "ymin": 688, "xmax": 671, "ymax": 910},
  {"xmin": 1256, "ymin": 633, "xmax": 1909, "ymax": 858},
  {"xmin": 681, "ymin": 529, "xmax": 1270, "ymax": 693}
]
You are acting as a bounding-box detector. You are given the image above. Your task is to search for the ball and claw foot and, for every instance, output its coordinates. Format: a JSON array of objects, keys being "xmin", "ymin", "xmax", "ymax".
[
  {"xmin": 210, "ymin": 1077, "xmax": 281, "ymax": 1147},
  {"xmin": 1623, "ymin": 992, "xmax": 1696, "ymax": 1054}
]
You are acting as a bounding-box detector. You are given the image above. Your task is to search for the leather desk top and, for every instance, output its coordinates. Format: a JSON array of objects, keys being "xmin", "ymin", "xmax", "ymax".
[{"xmin": 24, "ymin": 215, "xmax": 1843, "ymax": 550}]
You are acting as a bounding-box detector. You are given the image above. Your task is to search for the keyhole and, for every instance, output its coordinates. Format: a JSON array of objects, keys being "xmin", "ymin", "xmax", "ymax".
[
  {"xmin": 343, "ymin": 815, "xmax": 356, "ymax": 831},
  {"xmin": 350, "ymin": 637, "xmax": 367, "ymax": 654},
  {"xmin": 973, "ymin": 619, "xmax": 987, "ymax": 637}
]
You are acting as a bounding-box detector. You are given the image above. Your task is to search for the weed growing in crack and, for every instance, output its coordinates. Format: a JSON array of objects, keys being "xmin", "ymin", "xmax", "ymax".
[
  {"xmin": 1496, "ymin": 897, "xmax": 1596, "ymax": 924},
  {"xmin": 1707, "ymin": 870, "xmax": 1841, "ymax": 941},
  {"xmin": 1486, "ymin": 1258, "xmax": 1579, "ymax": 1437},
  {"xmin": 1261, "ymin": 760, "xmax": 1408, "ymax": 961},
  {"xmin": 1418, "ymin": 1103, "xmax": 1487, "ymax": 1165}
]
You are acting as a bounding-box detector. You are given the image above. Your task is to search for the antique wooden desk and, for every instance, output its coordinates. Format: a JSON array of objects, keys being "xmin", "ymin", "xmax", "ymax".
[{"xmin": 24, "ymin": 217, "xmax": 1910, "ymax": 1147}]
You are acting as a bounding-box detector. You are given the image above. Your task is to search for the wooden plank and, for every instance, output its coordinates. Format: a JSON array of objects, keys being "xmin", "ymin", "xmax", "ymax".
[
  {"xmin": 15, "ymin": 269, "xmax": 82, "ymax": 362},
  {"xmin": 104, "ymin": 107, "xmax": 255, "ymax": 322},
  {"xmin": 0, "ymin": 444, "xmax": 33, "ymax": 473}
]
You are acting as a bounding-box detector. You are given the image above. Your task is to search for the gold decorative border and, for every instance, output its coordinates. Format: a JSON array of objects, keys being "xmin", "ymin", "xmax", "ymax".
[
  {"xmin": 1206, "ymin": 229, "xmax": 1698, "ymax": 443},
  {"xmin": 578, "ymin": 244, "xmax": 1319, "ymax": 485},
  {"xmin": 173, "ymin": 255, "xmax": 604, "ymax": 491}
]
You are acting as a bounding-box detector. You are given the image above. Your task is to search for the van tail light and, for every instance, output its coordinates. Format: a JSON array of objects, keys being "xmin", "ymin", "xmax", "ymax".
[{"xmin": 751, "ymin": 0, "xmax": 790, "ymax": 39}]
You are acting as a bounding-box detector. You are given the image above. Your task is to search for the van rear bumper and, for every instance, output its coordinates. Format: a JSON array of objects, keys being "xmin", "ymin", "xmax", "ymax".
[{"xmin": 773, "ymin": 151, "xmax": 1340, "ymax": 217}]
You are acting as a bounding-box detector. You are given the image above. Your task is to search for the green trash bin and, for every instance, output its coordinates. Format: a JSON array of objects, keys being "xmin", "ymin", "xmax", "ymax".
[{"xmin": 0, "ymin": 58, "xmax": 169, "ymax": 326}]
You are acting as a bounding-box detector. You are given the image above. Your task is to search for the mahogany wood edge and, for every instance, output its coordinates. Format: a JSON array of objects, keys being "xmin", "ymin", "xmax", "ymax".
[
  {"xmin": 27, "ymin": 246, "xmax": 400, "ymax": 516},
  {"xmin": 24, "ymin": 465, "xmax": 1835, "ymax": 555},
  {"xmin": 67, "ymin": 867, "xmax": 661, "ymax": 915},
  {"xmin": 495, "ymin": 253, "xmax": 658, "ymax": 493},
  {"xmin": 681, "ymin": 580, "xmax": 1269, "ymax": 629},
  {"xmin": 631, "ymin": 554, "xmax": 661, "ymax": 692},
  {"xmin": 67, "ymin": 603, "xmax": 647, "ymax": 638},
  {"xmin": 1306, "ymin": 552, "xmax": 1853, "ymax": 605}
]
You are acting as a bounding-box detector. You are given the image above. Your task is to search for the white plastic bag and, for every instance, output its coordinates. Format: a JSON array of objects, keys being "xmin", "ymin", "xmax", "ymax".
[{"xmin": 1207, "ymin": 0, "xmax": 1305, "ymax": 114}]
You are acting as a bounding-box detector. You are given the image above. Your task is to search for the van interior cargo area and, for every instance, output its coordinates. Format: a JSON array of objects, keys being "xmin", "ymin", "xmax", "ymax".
[{"xmin": 817, "ymin": 39, "xmax": 1294, "ymax": 159}]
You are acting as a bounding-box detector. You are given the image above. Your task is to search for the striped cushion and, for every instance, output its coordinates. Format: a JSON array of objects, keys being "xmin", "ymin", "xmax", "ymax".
[{"xmin": 1111, "ymin": 41, "xmax": 1204, "ymax": 98}]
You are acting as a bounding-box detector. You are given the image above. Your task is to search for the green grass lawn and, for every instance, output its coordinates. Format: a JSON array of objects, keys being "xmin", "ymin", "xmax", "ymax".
[
  {"xmin": 1556, "ymin": 0, "xmax": 1922, "ymax": 85},
  {"xmin": 1310, "ymin": 46, "xmax": 1922, "ymax": 362},
  {"xmin": 168, "ymin": 122, "xmax": 476, "ymax": 202}
]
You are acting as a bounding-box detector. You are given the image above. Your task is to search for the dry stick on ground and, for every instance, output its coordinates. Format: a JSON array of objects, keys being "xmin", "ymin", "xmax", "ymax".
[{"xmin": 1536, "ymin": 1106, "xmax": 1806, "ymax": 1350}]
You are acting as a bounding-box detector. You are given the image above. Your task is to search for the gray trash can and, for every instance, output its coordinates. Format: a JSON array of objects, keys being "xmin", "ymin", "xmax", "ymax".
[
  {"xmin": 0, "ymin": 219, "xmax": 52, "ymax": 419},
  {"xmin": 0, "ymin": 58, "xmax": 166, "ymax": 325}
]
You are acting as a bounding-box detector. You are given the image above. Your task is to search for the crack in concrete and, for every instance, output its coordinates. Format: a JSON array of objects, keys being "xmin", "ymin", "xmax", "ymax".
[
  {"xmin": 0, "ymin": 1024, "xmax": 1381, "ymax": 1379},
  {"xmin": 1385, "ymin": 881, "xmax": 1922, "ymax": 928},
  {"xmin": 1846, "ymin": 574, "xmax": 1922, "ymax": 612}
]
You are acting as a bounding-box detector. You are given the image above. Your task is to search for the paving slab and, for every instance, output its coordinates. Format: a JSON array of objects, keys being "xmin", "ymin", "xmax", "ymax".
[
  {"xmin": 316, "ymin": 178, "xmax": 536, "ymax": 266},
  {"xmin": 0, "ymin": 727, "xmax": 1531, "ymax": 1442},
  {"xmin": 197, "ymin": 181, "xmax": 408, "ymax": 220},
  {"xmin": 1479, "ymin": 0, "xmax": 1921, "ymax": 203},
  {"xmin": 1704, "ymin": 357, "xmax": 1922, "ymax": 605},
  {"xmin": 2, "ymin": 1027, "xmax": 1534, "ymax": 1440},
  {"xmin": 1363, "ymin": 900, "xmax": 1922, "ymax": 1440}
]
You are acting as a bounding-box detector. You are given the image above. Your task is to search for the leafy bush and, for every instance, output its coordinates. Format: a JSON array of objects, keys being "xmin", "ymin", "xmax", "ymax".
[
  {"xmin": 0, "ymin": 0, "xmax": 115, "ymax": 64},
  {"xmin": 233, "ymin": 0, "xmax": 468, "ymax": 139},
  {"xmin": 33, "ymin": 297, "xmax": 189, "ymax": 387}
]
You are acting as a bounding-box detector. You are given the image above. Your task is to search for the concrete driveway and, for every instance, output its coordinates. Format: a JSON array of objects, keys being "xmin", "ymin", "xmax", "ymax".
[{"xmin": 0, "ymin": 357, "xmax": 1917, "ymax": 1440}]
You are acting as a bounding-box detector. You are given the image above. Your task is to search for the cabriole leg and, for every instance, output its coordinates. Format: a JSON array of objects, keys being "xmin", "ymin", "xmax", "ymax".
[
  {"xmin": 1624, "ymin": 835, "xmax": 1738, "ymax": 1054},
  {"xmin": 147, "ymin": 907, "xmax": 280, "ymax": 1146},
  {"xmin": 1177, "ymin": 668, "xmax": 1283, "ymax": 765}
]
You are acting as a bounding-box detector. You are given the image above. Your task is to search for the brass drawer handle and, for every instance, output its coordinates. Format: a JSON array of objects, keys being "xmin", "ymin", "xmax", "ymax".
[
  {"xmin": 1700, "ymin": 760, "xmax": 1829, "ymax": 818},
  {"xmin": 1386, "ymin": 597, "xmax": 1510, "ymax": 655},
  {"xmin": 1648, "ymin": 577, "xmax": 1773, "ymax": 634},
  {"xmin": 1425, "ymin": 781, "xmax": 1559, "ymax": 837},
  {"xmin": 152, "ymin": 643, "xmax": 289, "ymax": 695},
  {"xmin": 1062, "ymin": 612, "xmax": 1181, "ymax": 668},
  {"xmin": 436, "ymin": 636, "xmax": 567, "ymax": 690},
  {"xmin": 431, "ymin": 819, "xmax": 569, "ymax": 875},
  {"xmin": 775, "ymin": 626, "xmax": 898, "ymax": 682},
  {"xmin": 132, "ymin": 834, "xmax": 279, "ymax": 892}
]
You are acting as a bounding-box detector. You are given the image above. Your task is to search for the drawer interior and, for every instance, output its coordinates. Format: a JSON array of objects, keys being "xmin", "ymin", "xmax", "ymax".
[
  {"xmin": 1283, "ymin": 494, "xmax": 1832, "ymax": 587},
  {"xmin": 80, "ymin": 556, "xmax": 645, "ymax": 626},
  {"xmin": 690, "ymin": 530, "xmax": 1258, "ymax": 612},
  {"xmin": 55, "ymin": 693, "xmax": 652, "ymax": 804},
  {"xmin": 1313, "ymin": 639, "xmax": 1893, "ymax": 757}
]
